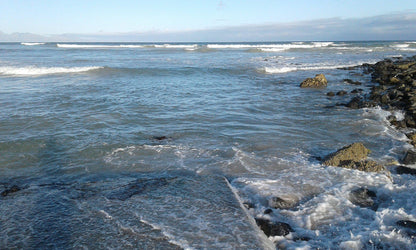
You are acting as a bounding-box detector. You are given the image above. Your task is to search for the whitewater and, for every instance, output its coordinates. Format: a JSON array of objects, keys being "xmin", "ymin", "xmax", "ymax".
[{"xmin": 1, "ymin": 41, "xmax": 416, "ymax": 249}]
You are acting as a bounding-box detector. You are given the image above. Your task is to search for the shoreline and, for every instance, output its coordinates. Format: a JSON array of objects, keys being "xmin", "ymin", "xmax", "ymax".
[{"xmin": 251, "ymin": 55, "xmax": 416, "ymax": 246}]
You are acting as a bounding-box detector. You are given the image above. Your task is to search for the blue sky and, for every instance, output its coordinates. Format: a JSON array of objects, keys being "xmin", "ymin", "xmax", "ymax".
[{"xmin": 0, "ymin": 0, "xmax": 416, "ymax": 41}]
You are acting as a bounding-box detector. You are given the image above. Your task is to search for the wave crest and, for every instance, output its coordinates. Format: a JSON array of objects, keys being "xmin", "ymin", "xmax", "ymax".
[
  {"xmin": 0, "ymin": 66, "xmax": 102, "ymax": 76},
  {"xmin": 21, "ymin": 42, "xmax": 45, "ymax": 46}
]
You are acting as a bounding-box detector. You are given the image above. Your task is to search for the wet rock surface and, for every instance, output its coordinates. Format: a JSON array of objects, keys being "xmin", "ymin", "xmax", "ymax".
[
  {"xmin": 268, "ymin": 196, "xmax": 297, "ymax": 209},
  {"xmin": 322, "ymin": 143, "xmax": 387, "ymax": 173},
  {"xmin": 346, "ymin": 56, "xmax": 416, "ymax": 129},
  {"xmin": 396, "ymin": 165, "xmax": 416, "ymax": 175},
  {"xmin": 349, "ymin": 187, "xmax": 377, "ymax": 209},
  {"xmin": 323, "ymin": 143, "xmax": 370, "ymax": 166},
  {"xmin": 300, "ymin": 74, "xmax": 328, "ymax": 88},
  {"xmin": 402, "ymin": 150, "xmax": 416, "ymax": 165},
  {"xmin": 255, "ymin": 218, "xmax": 294, "ymax": 237}
]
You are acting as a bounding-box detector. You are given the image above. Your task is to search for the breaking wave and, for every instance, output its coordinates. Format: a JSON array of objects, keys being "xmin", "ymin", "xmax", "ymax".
[
  {"xmin": 0, "ymin": 65, "xmax": 102, "ymax": 76},
  {"xmin": 57, "ymin": 44, "xmax": 145, "ymax": 48},
  {"xmin": 262, "ymin": 62, "xmax": 377, "ymax": 74},
  {"xmin": 207, "ymin": 42, "xmax": 334, "ymax": 51},
  {"xmin": 21, "ymin": 42, "xmax": 45, "ymax": 46}
]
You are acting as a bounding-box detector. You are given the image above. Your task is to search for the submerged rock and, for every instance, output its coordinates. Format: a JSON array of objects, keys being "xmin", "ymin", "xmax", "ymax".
[
  {"xmin": 344, "ymin": 79, "xmax": 362, "ymax": 85},
  {"xmin": 255, "ymin": 218, "xmax": 294, "ymax": 237},
  {"xmin": 327, "ymin": 91, "xmax": 335, "ymax": 97},
  {"xmin": 349, "ymin": 187, "xmax": 377, "ymax": 209},
  {"xmin": 153, "ymin": 136, "xmax": 168, "ymax": 141},
  {"xmin": 268, "ymin": 196, "xmax": 297, "ymax": 209},
  {"xmin": 106, "ymin": 178, "xmax": 171, "ymax": 201},
  {"xmin": 1, "ymin": 185, "xmax": 21, "ymax": 197},
  {"xmin": 300, "ymin": 74, "xmax": 328, "ymax": 88},
  {"xmin": 336, "ymin": 90, "xmax": 348, "ymax": 96}
]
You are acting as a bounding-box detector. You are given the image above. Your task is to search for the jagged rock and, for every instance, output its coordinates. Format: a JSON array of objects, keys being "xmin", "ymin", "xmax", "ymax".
[
  {"xmin": 1, "ymin": 185, "xmax": 21, "ymax": 197},
  {"xmin": 323, "ymin": 143, "xmax": 387, "ymax": 173},
  {"xmin": 268, "ymin": 196, "xmax": 297, "ymax": 209},
  {"xmin": 396, "ymin": 165, "xmax": 416, "ymax": 175},
  {"xmin": 349, "ymin": 187, "xmax": 377, "ymax": 209},
  {"xmin": 255, "ymin": 218, "xmax": 294, "ymax": 237},
  {"xmin": 323, "ymin": 143, "xmax": 370, "ymax": 166},
  {"xmin": 300, "ymin": 74, "xmax": 328, "ymax": 88},
  {"xmin": 339, "ymin": 160, "xmax": 386, "ymax": 172},
  {"xmin": 346, "ymin": 96, "xmax": 373, "ymax": 109},
  {"xmin": 402, "ymin": 150, "xmax": 416, "ymax": 165}
]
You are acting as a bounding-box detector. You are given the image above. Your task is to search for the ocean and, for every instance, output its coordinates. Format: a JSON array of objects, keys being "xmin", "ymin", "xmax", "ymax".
[{"xmin": 1, "ymin": 41, "xmax": 416, "ymax": 249}]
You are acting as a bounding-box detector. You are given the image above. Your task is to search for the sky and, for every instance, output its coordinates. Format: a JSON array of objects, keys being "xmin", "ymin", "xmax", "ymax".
[{"xmin": 0, "ymin": 0, "xmax": 416, "ymax": 41}]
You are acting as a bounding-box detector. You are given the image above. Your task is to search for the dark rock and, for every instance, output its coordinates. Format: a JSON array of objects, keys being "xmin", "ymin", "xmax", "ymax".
[
  {"xmin": 397, "ymin": 220, "xmax": 416, "ymax": 230},
  {"xmin": 402, "ymin": 150, "xmax": 416, "ymax": 165},
  {"xmin": 294, "ymin": 236, "xmax": 311, "ymax": 241},
  {"xmin": 396, "ymin": 165, "xmax": 416, "ymax": 175},
  {"xmin": 1, "ymin": 185, "xmax": 21, "ymax": 197},
  {"xmin": 243, "ymin": 202, "xmax": 255, "ymax": 209},
  {"xmin": 390, "ymin": 119, "xmax": 407, "ymax": 129},
  {"xmin": 255, "ymin": 218, "xmax": 294, "ymax": 237},
  {"xmin": 264, "ymin": 208, "xmax": 273, "ymax": 214},
  {"xmin": 405, "ymin": 116, "xmax": 416, "ymax": 128},
  {"xmin": 406, "ymin": 132, "xmax": 416, "ymax": 146},
  {"xmin": 269, "ymin": 196, "xmax": 296, "ymax": 209},
  {"xmin": 343, "ymin": 79, "xmax": 362, "ymax": 85},
  {"xmin": 346, "ymin": 97, "xmax": 365, "ymax": 109},
  {"xmin": 349, "ymin": 187, "xmax": 377, "ymax": 209},
  {"xmin": 351, "ymin": 89, "xmax": 363, "ymax": 94},
  {"xmin": 336, "ymin": 90, "xmax": 348, "ymax": 96},
  {"xmin": 153, "ymin": 136, "xmax": 168, "ymax": 140},
  {"xmin": 300, "ymin": 74, "xmax": 328, "ymax": 88},
  {"xmin": 327, "ymin": 92, "xmax": 335, "ymax": 97},
  {"xmin": 396, "ymin": 220, "xmax": 416, "ymax": 239},
  {"xmin": 380, "ymin": 94, "xmax": 390, "ymax": 104},
  {"xmin": 106, "ymin": 178, "xmax": 171, "ymax": 201},
  {"xmin": 387, "ymin": 115, "xmax": 397, "ymax": 123}
]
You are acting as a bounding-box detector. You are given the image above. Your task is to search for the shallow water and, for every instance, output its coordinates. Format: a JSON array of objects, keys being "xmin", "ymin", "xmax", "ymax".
[{"xmin": 1, "ymin": 41, "xmax": 416, "ymax": 248}]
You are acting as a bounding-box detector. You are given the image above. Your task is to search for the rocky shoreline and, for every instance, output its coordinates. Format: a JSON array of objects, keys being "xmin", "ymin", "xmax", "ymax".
[
  {"xmin": 253, "ymin": 55, "xmax": 416, "ymax": 244},
  {"xmin": 344, "ymin": 55, "xmax": 416, "ymax": 168}
]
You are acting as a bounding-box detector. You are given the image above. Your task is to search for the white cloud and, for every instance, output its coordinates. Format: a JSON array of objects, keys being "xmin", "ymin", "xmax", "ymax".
[{"xmin": 1, "ymin": 12, "xmax": 416, "ymax": 42}]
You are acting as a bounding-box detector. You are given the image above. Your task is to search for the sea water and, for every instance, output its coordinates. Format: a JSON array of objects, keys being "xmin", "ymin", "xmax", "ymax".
[{"xmin": 1, "ymin": 41, "xmax": 416, "ymax": 249}]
